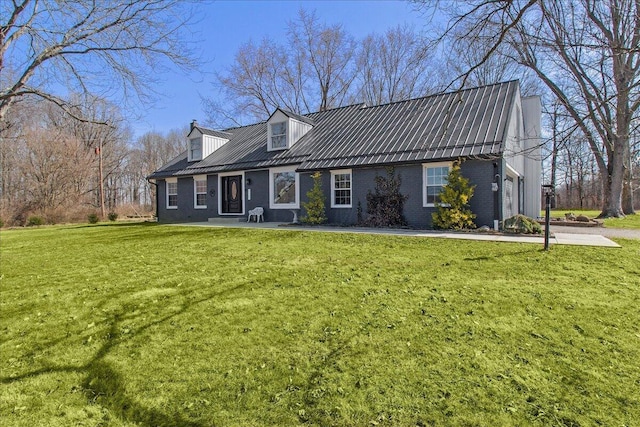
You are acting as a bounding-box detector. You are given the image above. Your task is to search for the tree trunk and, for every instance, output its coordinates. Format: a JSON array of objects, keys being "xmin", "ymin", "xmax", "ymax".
[
  {"xmin": 622, "ymin": 147, "xmax": 635, "ymax": 214},
  {"xmin": 599, "ymin": 144, "xmax": 626, "ymax": 218}
]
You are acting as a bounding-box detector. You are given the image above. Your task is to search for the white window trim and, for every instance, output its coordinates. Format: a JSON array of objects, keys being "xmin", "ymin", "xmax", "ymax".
[
  {"xmin": 217, "ymin": 171, "xmax": 245, "ymax": 216},
  {"xmin": 188, "ymin": 138, "xmax": 202, "ymax": 162},
  {"xmin": 269, "ymin": 166, "xmax": 300, "ymax": 209},
  {"xmin": 505, "ymin": 163, "xmax": 521, "ymax": 178},
  {"xmin": 331, "ymin": 169, "xmax": 352, "ymax": 208},
  {"xmin": 422, "ymin": 161, "xmax": 452, "ymax": 207},
  {"xmin": 166, "ymin": 177, "xmax": 178, "ymax": 210},
  {"xmin": 268, "ymin": 121, "xmax": 288, "ymax": 151},
  {"xmin": 193, "ymin": 175, "xmax": 207, "ymax": 209}
]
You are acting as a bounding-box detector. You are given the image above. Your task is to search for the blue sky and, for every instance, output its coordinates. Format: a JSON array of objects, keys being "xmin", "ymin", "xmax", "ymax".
[{"xmin": 132, "ymin": 0, "xmax": 428, "ymax": 137}]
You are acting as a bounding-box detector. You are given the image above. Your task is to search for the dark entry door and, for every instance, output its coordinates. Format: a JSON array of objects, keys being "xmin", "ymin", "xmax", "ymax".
[{"xmin": 222, "ymin": 175, "xmax": 242, "ymax": 213}]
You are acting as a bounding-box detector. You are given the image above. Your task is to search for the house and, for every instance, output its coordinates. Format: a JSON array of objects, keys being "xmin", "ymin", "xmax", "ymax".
[{"xmin": 148, "ymin": 80, "xmax": 542, "ymax": 229}]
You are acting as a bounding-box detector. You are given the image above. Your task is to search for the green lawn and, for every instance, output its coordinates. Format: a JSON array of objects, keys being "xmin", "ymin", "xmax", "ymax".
[
  {"xmin": 1, "ymin": 224, "xmax": 639, "ymax": 426},
  {"xmin": 545, "ymin": 209, "xmax": 640, "ymax": 229}
]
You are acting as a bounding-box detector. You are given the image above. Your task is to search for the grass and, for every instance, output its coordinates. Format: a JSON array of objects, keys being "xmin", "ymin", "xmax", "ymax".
[
  {"xmin": 1, "ymin": 223, "xmax": 639, "ymax": 426},
  {"xmin": 544, "ymin": 209, "xmax": 640, "ymax": 229}
]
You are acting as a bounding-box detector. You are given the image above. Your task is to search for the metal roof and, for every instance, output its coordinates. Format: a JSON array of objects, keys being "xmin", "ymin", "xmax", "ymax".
[
  {"xmin": 149, "ymin": 81, "xmax": 518, "ymax": 179},
  {"xmin": 270, "ymin": 108, "xmax": 316, "ymax": 126},
  {"xmin": 193, "ymin": 127, "xmax": 232, "ymax": 139}
]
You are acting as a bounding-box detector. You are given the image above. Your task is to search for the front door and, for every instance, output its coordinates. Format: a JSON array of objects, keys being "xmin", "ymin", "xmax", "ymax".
[{"xmin": 222, "ymin": 175, "xmax": 243, "ymax": 214}]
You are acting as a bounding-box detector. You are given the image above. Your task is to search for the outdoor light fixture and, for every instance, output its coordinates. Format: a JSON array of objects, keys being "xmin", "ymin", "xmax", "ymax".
[{"xmin": 245, "ymin": 178, "xmax": 252, "ymax": 186}]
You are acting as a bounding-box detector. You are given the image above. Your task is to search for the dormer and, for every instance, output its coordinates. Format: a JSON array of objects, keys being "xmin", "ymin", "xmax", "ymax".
[
  {"xmin": 266, "ymin": 108, "xmax": 315, "ymax": 152},
  {"xmin": 187, "ymin": 120, "xmax": 231, "ymax": 162}
]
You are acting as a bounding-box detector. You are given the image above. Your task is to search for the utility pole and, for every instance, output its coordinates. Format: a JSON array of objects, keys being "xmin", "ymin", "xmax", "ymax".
[{"xmin": 96, "ymin": 140, "xmax": 105, "ymax": 219}]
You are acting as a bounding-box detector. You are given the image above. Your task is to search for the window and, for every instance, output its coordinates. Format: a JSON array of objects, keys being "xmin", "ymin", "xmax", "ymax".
[
  {"xmin": 189, "ymin": 138, "xmax": 202, "ymax": 161},
  {"xmin": 270, "ymin": 122, "xmax": 287, "ymax": 149},
  {"xmin": 194, "ymin": 176, "xmax": 207, "ymax": 208},
  {"xmin": 269, "ymin": 167, "xmax": 299, "ymax": 209},
  {"xmin": 166, "ymin": 178, "xmax": 178, "ymax": 209},
  {"xmin": 505, "ymin": 177, "xmax": 514, "ymax": 218},
  {"xmin": 331, "ymin": 170, "xmax": 352, "ymax": 208},
  {"xmin": 423, "ymin": 163, "xmax": 450, "ymax": 206}
]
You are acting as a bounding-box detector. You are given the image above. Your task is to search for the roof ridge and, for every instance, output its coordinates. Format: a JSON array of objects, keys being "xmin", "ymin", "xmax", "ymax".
[
  {"xmin": 360, "ymin": 80, "xmax": 519, "ymax": 110},
  {"xmin": 195, "ymin": 126, "xmax": 232, "ymax": 135},
  {"xmin": 221, "ymin": 119, "xmax": 268, "ymax": 132},
  {"xmin": 304, "ymin": 102, "xmax": 367, "ymax": 117}
]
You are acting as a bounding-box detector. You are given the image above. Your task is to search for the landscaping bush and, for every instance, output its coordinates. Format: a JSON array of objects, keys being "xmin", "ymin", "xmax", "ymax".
[
  {"xmin": 432, "ymin": 159, "xmax": 476, "ymax": 230},
  {"xmin": 43, "ymin": 207, "xmax": 71, "ymax": 225},
  {"xmin": 503, "ymin": 214, "xmax": 542, "ymax": 234},
  {"xmin": 108, "ymin": 212, "xmax": 118, "ymax": 221},
  {"xmin": 0, "ymin": 217, "xmax": 3, "ymax": 228},
  {"xmin": 301, "ymin": 172, "xmax": 327, "ymax": 225},
  {"xmin": 26, "ymin": 215, "xmax": 45, "ymax": 226},
  {"xmin": 363, "ymin": 167, "xmax": 408, "ymax": 227},
  {"xmin": 87, "ymin": 213, "xmax": 100, "ymax": 224}
]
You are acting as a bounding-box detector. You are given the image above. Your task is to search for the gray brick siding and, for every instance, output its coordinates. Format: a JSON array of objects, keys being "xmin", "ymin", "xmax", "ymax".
[{"xmin": 157, "ymin": 159, "xmax": 499, "ymax": 228}]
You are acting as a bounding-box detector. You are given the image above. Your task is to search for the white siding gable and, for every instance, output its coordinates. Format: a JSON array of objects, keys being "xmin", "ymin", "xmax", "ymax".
[
  {"xmin": 504, "ymin": 94, "xmax": 525, "ymax": 176},
  {"xmin": 521, "ymin": 96, "xmax": 542, "ymax": 218},
  {"xmin": 202, "ymin": 134, "xmax": 229, "ymax": 158},
  {"xmin": 502, "ymin": 91, "xmax": 542, "ymax": 219},
  {"xmin": 288, "ymin": 118, "xmax": 313, "ymax": 147}
]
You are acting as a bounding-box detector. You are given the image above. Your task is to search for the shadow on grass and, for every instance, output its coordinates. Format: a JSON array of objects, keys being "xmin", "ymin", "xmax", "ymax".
[
  {"xmin": 83, "ymin": 360, "xmax": 204, "ymax": 427},
  {"xmin": 1, "ymin": 281, "xmax": 252, "ymax": 426}
]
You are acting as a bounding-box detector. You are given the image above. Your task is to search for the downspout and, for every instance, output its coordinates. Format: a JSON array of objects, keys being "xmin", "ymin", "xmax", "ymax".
[{"xmin": 493, "ymin": 162, "xmax": 501, "ymax": 231}]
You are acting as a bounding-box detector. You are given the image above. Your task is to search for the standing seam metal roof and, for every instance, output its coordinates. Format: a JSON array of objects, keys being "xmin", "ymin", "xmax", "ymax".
[{"xmin": 149, "ymin": 81, "xmax": 518, "ymax": 178}]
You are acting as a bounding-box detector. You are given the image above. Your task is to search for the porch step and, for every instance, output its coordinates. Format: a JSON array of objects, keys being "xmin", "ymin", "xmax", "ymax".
[{"xmin": 207, "ymin": 217, "xmax": 244, "ymax": 224}]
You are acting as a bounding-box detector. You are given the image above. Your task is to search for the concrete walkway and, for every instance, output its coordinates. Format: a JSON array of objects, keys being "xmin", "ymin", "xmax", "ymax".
[
  {"xmin": 174, "ymin": 220, "xmax": 622, "ymax": 248},
  {"xmin": 550, "ymin": 225, "xmax": 640, "ymax": 240}
]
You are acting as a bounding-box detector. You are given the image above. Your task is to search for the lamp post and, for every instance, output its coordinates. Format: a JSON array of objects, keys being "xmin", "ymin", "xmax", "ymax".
[{"xmin": 542, "ymin": 184, "xmax": 554, "ymax": 251}]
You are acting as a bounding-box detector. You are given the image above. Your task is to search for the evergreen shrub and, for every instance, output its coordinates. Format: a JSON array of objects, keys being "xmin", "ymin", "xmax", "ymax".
[
  {"xmin": 27, "ymin": 215, "xmax": 44, "ymax": 226},
  {"xmin": 432, "ymin": 160, "xmax": 476, "ymax": 230},
  {"xmin": 301, "ymin": 172, "xmax": 327, "ymax": 225}
]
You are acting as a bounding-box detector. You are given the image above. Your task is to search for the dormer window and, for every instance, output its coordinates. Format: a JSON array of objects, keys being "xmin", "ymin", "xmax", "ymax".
[
  {"xmin": 189, "ymin": 138, "xmax": 202, "ymax": 161},
  {"xmin": 270, "ymin": 122, "xmax": 287, "ymax": 150},
  {"xmin": 266, "ymin": 108, "xmax": 314, "ymax": 152}
]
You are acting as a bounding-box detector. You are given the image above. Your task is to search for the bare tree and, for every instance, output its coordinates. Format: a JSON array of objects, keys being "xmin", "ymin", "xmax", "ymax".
[
  {"xmin": 443, "ymin": 22, "xmax": 540, "ymax": 95},
  {"xmin": 64, "ymin": 95, "xmax": 128, "ymax": 218},
  {"xmin": 288, "ymin": 9, "xmax": 358, "ymax": 112},
  {"xmin": 418, "ymin": 0, "xmax": 639, "ymax": 217},
  {"xmin": 357, "ymin": 25, "xmax": 437, "ymax": 105},
  {"xmin": 212, "ymin": 38, "xmax": 310, "ymax": 123},
  {"xmin": 18, "ymin": 120, "xmax": 94, "ymax": 215},
  {"xmin": 126, "ymin": 128, "xmax": 185, "ymax": 210},
  {"xmin": 209, "ymin": 8, "xmax": 358, "ymax": 124},
  {"xmin": 0, "ymin": 0, "xmax": 197, "ymax": 122}
]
